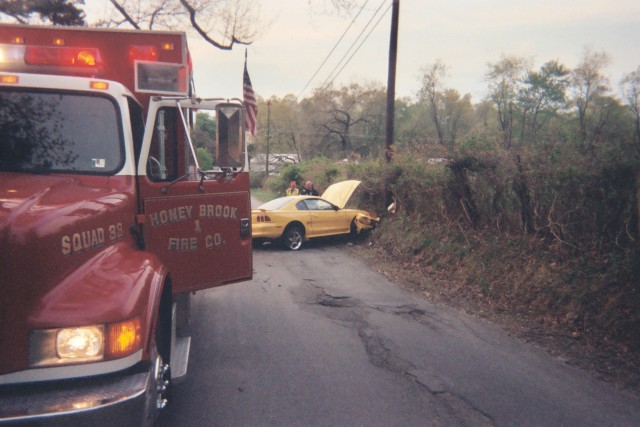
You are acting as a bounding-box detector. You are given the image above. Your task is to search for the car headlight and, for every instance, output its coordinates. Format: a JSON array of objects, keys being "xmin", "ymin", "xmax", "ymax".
[
  {"xmin": 358, "ymin": 216, "xmax": 372, "ymax": 225},
  {"xmin": 30, "ymin": 317, "xmax": 142, "ymax": 367}
]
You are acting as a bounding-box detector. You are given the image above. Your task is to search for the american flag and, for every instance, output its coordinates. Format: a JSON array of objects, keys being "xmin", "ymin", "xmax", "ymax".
[{"xmin": 243, "ymin": 53, "xmax": 257, "ymax": 137}]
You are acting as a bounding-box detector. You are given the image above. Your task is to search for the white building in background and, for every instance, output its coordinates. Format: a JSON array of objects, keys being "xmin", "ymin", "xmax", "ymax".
[{"xmin": 251, "ymin": 153, "xmax": 300, "ymax": 175}]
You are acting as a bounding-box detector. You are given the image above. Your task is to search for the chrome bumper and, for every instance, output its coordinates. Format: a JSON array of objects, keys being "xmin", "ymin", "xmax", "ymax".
[{"xmin": 0, "ymin": 369, "xmax": 151, "ymax": 426}]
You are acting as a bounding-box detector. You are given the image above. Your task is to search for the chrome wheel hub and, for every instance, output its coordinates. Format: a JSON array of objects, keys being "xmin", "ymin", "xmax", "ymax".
[{"xmin": 154, "ymin": 356, "xmax": 170, "ymax": 410}]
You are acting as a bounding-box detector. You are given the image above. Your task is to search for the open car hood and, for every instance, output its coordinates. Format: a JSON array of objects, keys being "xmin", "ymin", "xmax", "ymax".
[{"xmin": 321, "ymin": 180, "xmax": 361, "ymax": 209}]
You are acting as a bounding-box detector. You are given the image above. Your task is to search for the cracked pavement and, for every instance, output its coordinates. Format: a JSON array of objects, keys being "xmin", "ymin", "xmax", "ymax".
[
  {"xmin": 286, "ymin": 245, "xmax": 639, "ymax": 426},
  {"xmin": 160, "ymin": 242, "xmax": 640, "ymax": 427}
]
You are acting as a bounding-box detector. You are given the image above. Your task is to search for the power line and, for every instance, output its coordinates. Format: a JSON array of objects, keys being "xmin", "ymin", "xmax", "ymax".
[
  {"xmin": 317, "ymin": 0, "xmax": 390, "ymax": 94},
  {"xmin": 267, "ymin": 130, "xmax": 383, "ymax": 141},
  {"xmin": 296, "ymin": 0, "xmax": 371, "ymax": 100}
]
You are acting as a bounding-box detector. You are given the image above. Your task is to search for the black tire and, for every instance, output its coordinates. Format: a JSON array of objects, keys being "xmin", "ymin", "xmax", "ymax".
[
  {"xmin": 349, "ymin": 218, "xmax": 358, "ymax": 240},
  {"xmin": 281, "ymin": 224, "xmax": 304, "ymax": 250}
]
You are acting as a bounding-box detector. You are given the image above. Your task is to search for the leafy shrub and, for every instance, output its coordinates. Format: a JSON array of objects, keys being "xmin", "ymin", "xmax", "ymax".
[
  {"xmin": 196, "ymin": 147, "xmax": 213, "ymax": 170},
  {"xmin": 267, "ymin": 164, "xmax": 305, "ymax": 195},
  {"xmin": 250, "ymin": 171, "xmax": 266, "ymax": 189}
]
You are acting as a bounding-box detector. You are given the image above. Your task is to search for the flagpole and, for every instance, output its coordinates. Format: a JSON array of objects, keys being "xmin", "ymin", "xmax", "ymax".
[{"xmin": 242, "ymin": 48, "xmax": 257, "ymax": 138}]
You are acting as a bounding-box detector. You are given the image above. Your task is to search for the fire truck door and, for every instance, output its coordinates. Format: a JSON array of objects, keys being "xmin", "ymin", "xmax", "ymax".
[{"xmin": 138, "ymin": 102, "xmax": 252, "ymax": 294}]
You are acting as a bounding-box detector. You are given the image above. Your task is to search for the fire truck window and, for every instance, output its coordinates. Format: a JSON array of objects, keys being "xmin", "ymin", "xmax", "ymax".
[
  {"xmin": 128, "ymin": 97, "xmax": 145, "ymax": 168},
  {"xmin": 192, "ymin": 111, "xmax": 216, "ymax": 171},
  {"xmin": 0, "ymin": 89, "xmax": 123, "ymax": 174},
  {"xmin": 147, "ymin": 107, "xmax": 179, "ymax": 181}
]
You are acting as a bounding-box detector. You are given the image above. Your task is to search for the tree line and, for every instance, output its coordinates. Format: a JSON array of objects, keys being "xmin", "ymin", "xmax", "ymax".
[{"xmin": 254, "ymin": 48, "xmax": 640, "ymax": 249}]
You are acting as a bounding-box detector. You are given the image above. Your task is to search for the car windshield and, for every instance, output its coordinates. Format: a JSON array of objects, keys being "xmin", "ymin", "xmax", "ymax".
[
  {"xmin": 0, "ymin": 89, "xmax": 123, "ymax": 174},
  {"xmin": 258, "ymin": 197, "xmax": 293, "ymax": 211}
]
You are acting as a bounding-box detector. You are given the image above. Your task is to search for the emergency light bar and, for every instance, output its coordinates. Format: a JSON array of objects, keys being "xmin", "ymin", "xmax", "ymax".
[
  {"xmin": 129, "ymin": 45, "xmax": 158, "ymax": 64},
  {"xmin": 0, "ymin": 43, "xmax": 101, "ymax": 74},
  {"xmin": 0, "ymin": 35, "xmax": 188, "ymax": 95},
  {"xmin": 25, "ymin": 46, "xmax": 100, "ymax": 67}
]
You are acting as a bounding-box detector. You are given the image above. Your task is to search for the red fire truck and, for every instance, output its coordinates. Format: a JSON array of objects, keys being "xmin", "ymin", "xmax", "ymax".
[{"xmin": 0, "ymin": 24, "xmax": 252, "ymax": 425}]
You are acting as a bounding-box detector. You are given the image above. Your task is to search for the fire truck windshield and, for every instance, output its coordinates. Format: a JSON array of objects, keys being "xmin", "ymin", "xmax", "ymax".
[{"xmin": 0, "ymin": 89, "xmax": 123, "ymax": 174}]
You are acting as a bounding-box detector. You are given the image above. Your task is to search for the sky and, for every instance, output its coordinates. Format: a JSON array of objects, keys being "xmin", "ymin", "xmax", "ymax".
[{"xmin": 86, "ymin": 0, "xmax": 640, "ymax": 104}]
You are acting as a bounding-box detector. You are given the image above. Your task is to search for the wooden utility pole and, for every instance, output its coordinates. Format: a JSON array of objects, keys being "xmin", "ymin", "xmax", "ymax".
[
  {"xmin": 384, "ymin": 0, "xmax": 400, "ymax": 208},
  {"xmin": 266, "ymin": 100, "xmax": 271, "ymax": 177},
  {"xmin": 637, "ymin": 170, "xmax": 640, "ymax": 240}
]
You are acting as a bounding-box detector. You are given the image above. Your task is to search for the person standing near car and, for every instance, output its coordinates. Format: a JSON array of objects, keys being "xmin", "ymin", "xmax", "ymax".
[
  {"xmin": 285, "ymin": 180, "xmax": 299, "ymax": 196},
  {"xmin": 301, "ymin": 180, "xmax": 319, "ymax": 196}
]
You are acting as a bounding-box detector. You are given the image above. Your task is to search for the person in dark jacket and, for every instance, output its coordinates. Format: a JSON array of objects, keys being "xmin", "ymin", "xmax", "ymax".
[{"xmin": 300, "ymin": 180, "xmax": 318, "ymax": 196}]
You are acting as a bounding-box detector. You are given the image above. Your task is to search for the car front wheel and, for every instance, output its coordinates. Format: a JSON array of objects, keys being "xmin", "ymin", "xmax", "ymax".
[{"xmin": 282, "ymin": 225, "xmax": 304, "ymax": 250}]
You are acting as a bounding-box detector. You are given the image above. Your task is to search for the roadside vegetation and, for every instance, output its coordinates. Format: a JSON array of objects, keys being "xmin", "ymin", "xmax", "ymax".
[{"xmin": 251, "ymin": 49, "xmax": 640, "ymax": 392}]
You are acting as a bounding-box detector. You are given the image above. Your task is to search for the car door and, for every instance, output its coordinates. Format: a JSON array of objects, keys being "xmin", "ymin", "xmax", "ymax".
[{"xmin": 304, "ymin": 198, "xmax": 349, "ymax": 236}]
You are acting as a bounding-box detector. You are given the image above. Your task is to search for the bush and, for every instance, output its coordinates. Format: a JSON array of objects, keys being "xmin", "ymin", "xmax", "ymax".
[
  {"xmin": 300, "ymin": 157, "xmax": 343, "ymax": 192},
  {"xmin": 267, "ymin": 164, "xmax": 304, "ymax": 195},
  {"xmin": 196, "ymin": 147, "xmax": 213, "ymax": 170},
  {"xmin": 250, "ymin": 171, "xmax": 266, "ymax": 189},
  {"xmin": 265, "ymin": 158, "xmax": 350, "ymax": 196},
  {"xmin": 354, "ymin": 143, "xmax": 640, "ymax": 370}
]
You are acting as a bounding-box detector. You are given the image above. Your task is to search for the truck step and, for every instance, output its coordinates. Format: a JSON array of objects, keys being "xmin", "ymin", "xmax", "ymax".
[{"xmin": 171, "ymin": 336, "xmax": 191, "ymax": 379}]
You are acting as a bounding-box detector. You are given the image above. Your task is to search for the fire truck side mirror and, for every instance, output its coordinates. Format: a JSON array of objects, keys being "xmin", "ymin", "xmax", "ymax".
[{"xmin": 215, "ymin": 104, "xmax": 244, "ymax": 168}]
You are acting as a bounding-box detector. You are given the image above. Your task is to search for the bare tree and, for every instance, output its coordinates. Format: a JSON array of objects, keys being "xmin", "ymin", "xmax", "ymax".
[
  {"xmin": 517, "ymin": 60, "xmax": 569, "ymax": 142},
  {"xmin": 621, "ymin": 66, "xmax": 640, "ymax": 145},
  {"xmin": 418, "ymin": 59, "xmax": 449, "ymax": 147},
  {"xmin": 308, "ymin": 82, "xmax": 385, "ymax": 159},
  {"xmin": 620, "ymin": 67, "xmax": 640, "ymax": 240},
  {"xmin": 570, "ymin": 47, "xmax": 611, "ymax": 148},
  {"xmin": 0, "ymin": 0, "xmax": 85, "ymax": 25},
  {"xmin": 305, "ymin": 0, "xmax": 362, "ymax": 16},
  {"xmin": 485, "ymin": 55, "xmax": 528, "ymax": 149},
  {"xmin": 101, "ymin": 0, "xmax": 262, "ymax": 50},
  {"xmin": 441, "ymin": 89, "xmax": 473, "ymax": 147},
  {"xmin": 417, "ymin": 60, "xmax": 473, "ymax": 150}
]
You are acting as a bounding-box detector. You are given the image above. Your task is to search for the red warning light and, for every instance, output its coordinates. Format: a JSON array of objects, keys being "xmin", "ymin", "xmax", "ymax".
[
  {"xmin": 24, "ymin": 46, "xmax": 101, "ymax": 68},
  {"xmin": 129, "ymin": 46, "xmax": 158, "ymax": 64}
]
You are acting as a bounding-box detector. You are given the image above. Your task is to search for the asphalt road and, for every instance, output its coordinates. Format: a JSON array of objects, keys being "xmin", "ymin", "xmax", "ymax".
[{"xmin": 157, "ymin": 237, "xmax": 640, "ymax": 426}]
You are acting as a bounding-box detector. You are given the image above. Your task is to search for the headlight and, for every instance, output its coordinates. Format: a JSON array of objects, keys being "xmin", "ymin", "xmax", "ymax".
[
  {"xmin": 30, "ymin": 317, "xmax": 142, "ymax": 367},
  {"xmin": 57, "ymin": 326, "xmax": 104, "ymax": 359}
]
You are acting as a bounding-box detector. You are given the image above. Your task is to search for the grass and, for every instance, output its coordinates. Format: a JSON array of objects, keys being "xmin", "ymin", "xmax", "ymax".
[{"xmin": 251, "ymin": 187, "xmax": 277, "ymax": 204}]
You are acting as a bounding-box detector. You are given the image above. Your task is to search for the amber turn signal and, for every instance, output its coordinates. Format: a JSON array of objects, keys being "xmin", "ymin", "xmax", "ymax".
[{"xmin": 106, "ymin": 317, "xmax": 142, "ymax": 358}]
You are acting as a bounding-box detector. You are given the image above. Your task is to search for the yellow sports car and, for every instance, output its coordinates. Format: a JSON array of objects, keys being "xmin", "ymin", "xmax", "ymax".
[{"xmin": 252, "ymin": 180, "xmax": 379, "ymax": 250}]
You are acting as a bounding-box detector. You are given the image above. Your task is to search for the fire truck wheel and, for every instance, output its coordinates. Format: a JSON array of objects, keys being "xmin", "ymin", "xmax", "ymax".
[
  {"xmin": 281, "ymin": 224, "xmax": 304, "ymax": 250},
  {"xmin": 144, "ymin": 287, "xmax": 172, "ymax": 425},
  {"xmin": 143, "ymin": 326, "xmax": 171, "ymax": 426}
]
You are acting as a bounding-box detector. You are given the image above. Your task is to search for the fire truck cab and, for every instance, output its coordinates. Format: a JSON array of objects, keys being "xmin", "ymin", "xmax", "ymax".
[{"xmin": 0, "ymin": 24, "xmax": 252, "ymax": 426}]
